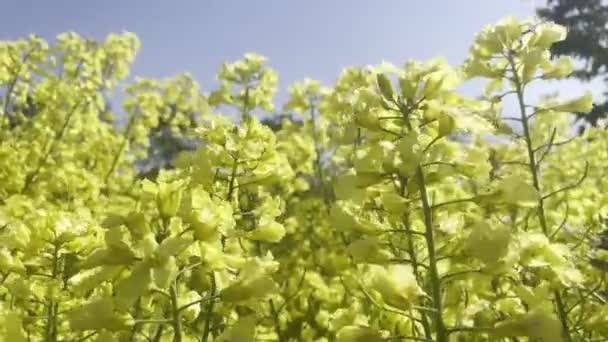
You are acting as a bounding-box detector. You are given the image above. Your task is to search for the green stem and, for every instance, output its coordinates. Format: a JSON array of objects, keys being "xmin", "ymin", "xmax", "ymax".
[
  {"xmin": 508, "ymin": 53, "xmax": 573, "ymax": 342},
  {"xmin": 74, "ymin": 331, "xmax": 97, "ymax": 342},
  {"xmin": 241, "ymin": 86, "xmax": 251, "ymax": 121},
  {"xmin": 170, "ymin": 284, "xmax": 182, "ymax": 342},
  {"xmin": 400, "ymin": 180, "xmax": 432, "ymax": 340},
  {"xmin": 555, "ymin": 294, "xmax": 573, "ymax": 341},
  {"xmin": 177, "ymin": 295, "xmax": 217, "ymax": 313},
  {"xmin": 226, "ymin": 158, "xmax": 238, "ymax": 201},
  {"xmin": 269, "ymin": 299, "xmax": 284, "ymax": 342},
  {"xmin": 201, "ymin": 272, "xmax": 217, "ymax": 341},
  {"xmin": 508, "ymin": 56, "xmax": 549, "ymax": 236},
  {"xmin": 128, "ymin": 299, "xmax": 142, "ymax": 341},
  {"xmin": 415, "ymin": 166, "xmax": 448, "ymax": 342},
  {"xmin": 152, "ymin": 324, "xmax": 165, "ymax": 342},
  {"xmin": 104, "ymin": 110, "xmax": 138, "ymax": 184},
  {"xmin": 44, "ymin": 243, "xmax": 60, "ymax": 342},
  {"xmin": 135, "ymin": 319, "xmax": 172, "ymax": 325},
  {"xmin": 309, "ymin": 103, "xmax": 327, "ymax": 197}
]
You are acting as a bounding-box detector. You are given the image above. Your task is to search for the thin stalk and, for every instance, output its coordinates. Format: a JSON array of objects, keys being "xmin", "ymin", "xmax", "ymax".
[
  {"xmin": 269, "ymin": 299, "xmax": 284, "ymax": 342},
  {"xmin": 170, "ymin": 284, "xmax": 182, "ymax": 342},
  {"xmin": 128, "ymin": 299, "xmax": 143, "ymax": 341},
  {"xmin": 75, "ymin": 331, "xmax": 97, "ymax": 342},
  {"xmin": 415, "ymin": 166, "xmax": 448, "ymax": 342},
  {"xmin": 104, "ymin": 109, "xmax": 138, "ymax": 184},
  {"xmin": 44, "ymin": 243, "xmax": 60, "ymax": 342},
  {"xmin": 135, "ymin": 319, "xmax": 172, "ymax": 325},
  {"xmin": 201, "ymin": 273, "xmax": 217, "ymax": 341},
  {"xmin": 241, "ymin": 86, "xmax": 251, "ymax": 121},
  {"xmin": 151, "ymin": 324, "xmax": 165, "ymax": 342},
  {"xmin": 309, "ymin": 103, "xmax": 327, "ymax": 199},
  {"xmin": 508, "ymin": 53, "xmax": 573, "ymax": 342},
  {"xmin": 508, "ymin": 56, "xmax": 549, "ymax": 235},
  {"xmin": 400, "ymin": 181, "xmax": 432, "ymax": 340},
  {"xmin": 226, "ymin": 158, "xmax": 238, "ymax": 201},
  {"xmin": 310, "ymin": 104, "xmax": 335, "ymax": 212}
]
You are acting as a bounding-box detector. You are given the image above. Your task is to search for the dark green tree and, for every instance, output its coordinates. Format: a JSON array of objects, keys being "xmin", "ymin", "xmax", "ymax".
[
  {"xmin": 260, "ymin": 112, "xmax": 300, "ymax": 132},
  {"xmin": 538, "ymin": 0, "xmax": 608, "ymax": 127},
  {"xmin": 137, "ymin": 103, "xmax": 200, "ymax": 179}
]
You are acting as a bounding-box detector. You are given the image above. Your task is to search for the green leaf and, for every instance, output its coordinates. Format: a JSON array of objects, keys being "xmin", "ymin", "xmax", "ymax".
[
  {"xmin": 68, "ymin": 297, "xmax": 133, "ymax": 332},
  {"xmin": 157, "ymin": 179, "xmax": 184, "ymax": 218},
  {"xmin": 422, "ymin": 73, "xmax": 445, "ymax": 98},
  {"xmin": 81, "ymin": 245, "xmax": 138, "ymax": 270},
  {"xmin": 354, "ymin": 110, "xmax": 381, "ymax": 131},
  {"xmin": 155, "ymin": 236, "xmax": 192, "ymax": 261},
  {"xmin": 376, "ymin": 73, "xmax": 394, "ymax": 101},
  {"xmin": 123, "ymin": 212, "xmax": 150, "ymax": 240},
  {"xmin": 542, "ymin": 56, "xmax": 573, "ymax": 79},
  {"xmin": 220, "ymin": 275, "xmax": 278, "ymax": 303},
  {"xmin": 380, "ymin": 192, "xmax": 408, "ymax": 215},
  {"xmin": 69, "ymin": 266, "xmax": 123, "ymax": 296},
  {"xmin": 336, "ymin": 325, "xmax": 383, "ymax": 342},
  {"xmin": 531, "ymin": 22, "xmax": 567, "ymax": 49},
  {"xmin": 493, "ymin": 308, "xmax": 563, "ymax": 342},
  {"xmin": 551, "ymin": 92, "xmax": 593, "ymax": 113},
  {"xmin": 521, "ymin": 48, "xmax": 546, "ymax": 83},
  {"xmin": 152, "ymin": 256, "xmax": 177, "ymax": 289},
  {"xmin": 399, "ymin": 77, "xmax": 418, "ymax": 100},
  {"xmin": 101, "ymin": 214, "xmax": 125, "ymax": 229},
  {"xmin": 216, "ymin": 315, "xmax": 256, "ymax": 342},
  {"xmin": 366, "ymin": 264, "xmax": 422, "ymax": 310},
  {"xmin": 0, "ymin": 248, "xmax": 25, "ymax": 273},
  {"xmin": 465, "ymin": 221, "xmax": 511, "ymax": 265},
  {"xmin": 333, "ymin": 172, "xmax": 365, "ymax": 201},
  {"xmin": 497, "ymin": 176, "xmax": 539, "ymax": 207},
  {"xmin": 437, "ymin": 113, "xmax": 456, "ymax": 137},
  {"xmin": 247, "ymin": 219, "xmax": 285, "ymax": 243},
  {"xmin": 347, "ymin": 237, "xmax": 392, "ymax": 264},
  {"xmin": 114, "ymin": 261, "xmax": 152, "ymax": 310}
]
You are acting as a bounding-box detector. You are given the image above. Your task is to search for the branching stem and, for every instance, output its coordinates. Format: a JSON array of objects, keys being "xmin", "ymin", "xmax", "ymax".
[
  {"xmin": 416, "ymin": 166, "xmax": 448, "ymax": 342},
  {"xmin": 508, "ymin": 52, "xmax": 573, "ymax": 342}
]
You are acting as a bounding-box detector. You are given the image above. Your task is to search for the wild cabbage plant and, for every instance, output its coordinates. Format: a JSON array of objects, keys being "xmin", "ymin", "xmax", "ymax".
[{"xmin": 0, "ymin": 17, "xmax": 607, "ymax": 342}]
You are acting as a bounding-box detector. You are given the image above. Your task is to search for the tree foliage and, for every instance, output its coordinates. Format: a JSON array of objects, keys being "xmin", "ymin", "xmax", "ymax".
[
  {"xmin": 538, "ymin": 0, "xmax": 608, "ymax": 126},
  {"xmin": 0, "ymin": 18, "xmax": 607, "ymax": 342}
]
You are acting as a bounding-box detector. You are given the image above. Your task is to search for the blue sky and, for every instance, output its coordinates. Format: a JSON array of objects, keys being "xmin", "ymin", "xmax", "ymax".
[{"xmin": 1, "ymin": 0, "xmax": 603, "ymax": 112}]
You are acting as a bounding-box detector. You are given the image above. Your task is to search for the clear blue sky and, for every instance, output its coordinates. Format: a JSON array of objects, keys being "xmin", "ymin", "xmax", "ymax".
[{"xmin": 0, "ymin": 0, "xmax": 602, "ymax": 111}]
